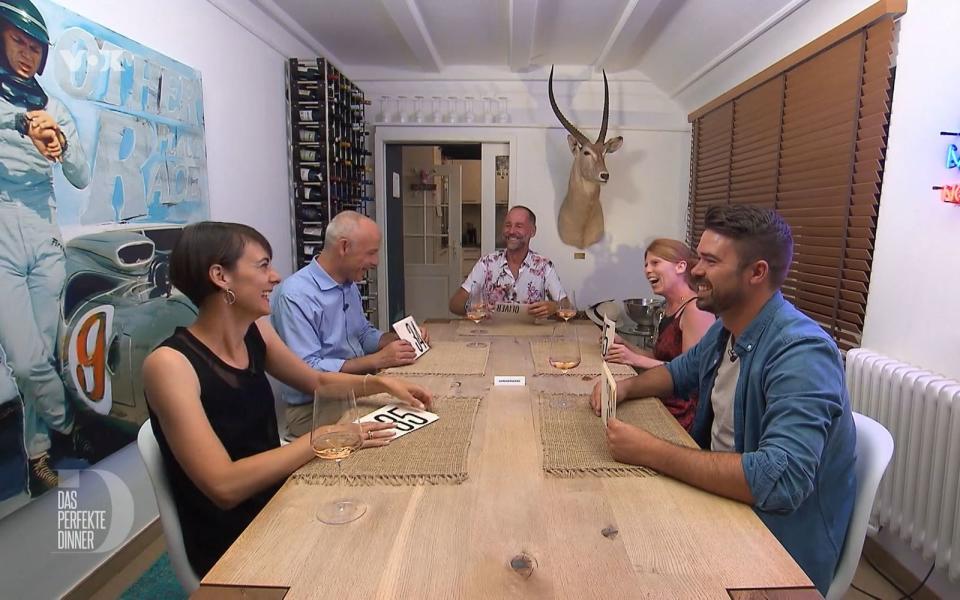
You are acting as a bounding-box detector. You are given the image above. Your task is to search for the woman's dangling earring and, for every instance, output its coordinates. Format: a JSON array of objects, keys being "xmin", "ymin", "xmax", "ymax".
[{"xmin": 224, "ymin": 288, "xmax": 237, "ymax": 305}]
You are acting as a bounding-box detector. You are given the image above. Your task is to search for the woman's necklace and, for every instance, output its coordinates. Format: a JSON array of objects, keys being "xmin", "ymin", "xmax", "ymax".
[{"xmin": 667, "ymin": 294, "xmax": 690, "ymax": 317}]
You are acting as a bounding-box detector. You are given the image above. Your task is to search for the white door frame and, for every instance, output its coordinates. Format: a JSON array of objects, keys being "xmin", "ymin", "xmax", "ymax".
[{"xmin": 373, "ymin": 127, "xmax": 518, "ymax": 330}]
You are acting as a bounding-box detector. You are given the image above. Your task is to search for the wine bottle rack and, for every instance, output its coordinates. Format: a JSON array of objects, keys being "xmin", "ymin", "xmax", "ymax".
[{"xmin": 286, "ymin": 58, "xmax": 376, "ymax": 322}]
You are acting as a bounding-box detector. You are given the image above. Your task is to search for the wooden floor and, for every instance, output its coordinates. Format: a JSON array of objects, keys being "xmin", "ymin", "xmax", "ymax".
[{"xmin": 844, "ymin": 559, "xmax": 911, "ymax": 599}]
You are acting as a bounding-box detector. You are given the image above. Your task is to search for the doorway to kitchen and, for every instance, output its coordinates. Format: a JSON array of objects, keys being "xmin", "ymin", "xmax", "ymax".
[{"xmin": 381, "ymin": 141, "xmax": 510, "ymax": 324}]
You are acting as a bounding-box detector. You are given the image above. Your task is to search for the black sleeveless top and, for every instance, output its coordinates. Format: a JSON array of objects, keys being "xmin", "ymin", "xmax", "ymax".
[{"xmin": 147, "ymin": 325, "xmax": 281, "ymax": 577}]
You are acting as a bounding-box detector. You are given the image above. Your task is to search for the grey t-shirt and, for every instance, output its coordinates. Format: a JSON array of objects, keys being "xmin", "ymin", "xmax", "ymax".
[{"xmin": 710, "ymin": 336, "xmax": 739, "ymax": 452}]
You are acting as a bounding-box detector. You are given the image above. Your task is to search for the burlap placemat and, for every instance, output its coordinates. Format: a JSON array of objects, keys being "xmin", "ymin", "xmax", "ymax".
[
  {"xmin": 539, "ymin": 394, "xmax": 697, "ymax": 478},
  {"xmin": 456, "ymin": 320, "xmax": 555, "ymax": 337},
  {"xmin": 382, "ymin": 341, "xmax": 488, "ymax": 375},
  {"xmin": 530, "ymin": 340, "xmax": 636, "ymax": 376},
  {"xmin": 292, "ymin": 396, "xmax": 481, "ymax": 486}
]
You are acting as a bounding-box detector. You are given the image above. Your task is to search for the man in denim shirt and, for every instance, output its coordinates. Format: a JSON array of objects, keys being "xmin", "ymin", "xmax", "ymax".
[{"xmin": 591, "ymin": 205, "xmax": 856, "ymax": 594}]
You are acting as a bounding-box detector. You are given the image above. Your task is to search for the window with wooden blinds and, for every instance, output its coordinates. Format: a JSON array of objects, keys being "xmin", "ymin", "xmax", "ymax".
[{"xmin": 686, "ymin": 12, "xmax": 898, "ymax": 352}]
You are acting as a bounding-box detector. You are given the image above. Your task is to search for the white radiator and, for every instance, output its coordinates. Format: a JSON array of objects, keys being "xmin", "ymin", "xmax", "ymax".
[{"xmin": 846, "ymin": 348, "xmax": 960, "ymax": 581}]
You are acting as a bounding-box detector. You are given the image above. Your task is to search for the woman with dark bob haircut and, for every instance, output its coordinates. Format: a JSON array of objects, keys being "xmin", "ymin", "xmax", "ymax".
[{"xmin": 142, "ymin": 222, "xmax": 431, "ymax": 577}]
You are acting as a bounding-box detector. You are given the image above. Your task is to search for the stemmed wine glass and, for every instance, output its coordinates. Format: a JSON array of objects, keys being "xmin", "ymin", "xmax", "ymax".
[
  {"xmin": 311, "ymin": 387, "xmax": 365, "ymax": 524},
  {"xmin": 413, "ymin": 95, "xmax": 425, "ymax": 123},
  {"xmin": 557, "ymin": 290, "xmax": 577, "ymax": 322},
  {"xmin": 464, "ymin": 96, "xmax": 476, "ymax": 123},
  {"xmin": 376, "ymin": 96, "xmax": 390, "ymax": 123},
  {"xmin": 465, "ymin": 281, "xmax": 489, "ymax": 342},
  {"xmin": 548, "ymin": 321, "xmax": 581, "ymax": 409}
]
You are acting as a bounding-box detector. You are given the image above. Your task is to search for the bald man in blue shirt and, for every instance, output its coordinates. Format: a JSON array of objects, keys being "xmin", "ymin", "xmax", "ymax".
[{"xmin": 271, "ymin": 211, "xmax": 428, "ymax": 436}]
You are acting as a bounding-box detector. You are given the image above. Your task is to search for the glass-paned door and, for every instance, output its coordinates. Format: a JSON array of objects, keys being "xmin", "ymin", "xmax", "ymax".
[{"xmin": 403, "ymin": 164, "xmax": 462, "ymax": 319}]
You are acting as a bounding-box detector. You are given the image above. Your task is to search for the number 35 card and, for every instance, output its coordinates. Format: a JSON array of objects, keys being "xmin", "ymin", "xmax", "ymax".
[{"xmin": 359, "ymin": 404, "xmax": 439, "ymax": 439}]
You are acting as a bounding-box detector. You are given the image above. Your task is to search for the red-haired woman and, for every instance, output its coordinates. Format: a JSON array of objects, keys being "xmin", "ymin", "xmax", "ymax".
[{"xmin": 606, "ymin": 238, "xmax": 714, "ymax": 430}]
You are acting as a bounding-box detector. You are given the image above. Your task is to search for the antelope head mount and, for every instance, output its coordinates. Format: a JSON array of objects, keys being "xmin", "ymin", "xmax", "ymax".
[{"xmin": 549, "ymin": 66, "xmax": 623, "ymax": 249}]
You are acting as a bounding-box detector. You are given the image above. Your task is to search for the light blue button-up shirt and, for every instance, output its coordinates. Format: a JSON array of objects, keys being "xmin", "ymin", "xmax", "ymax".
[
  {"xmin": 270, "ymin": 259, "xmax": 383, "ymax": 405},
  {"xmin": 666, "ymin": 292, "xmax": 856, "ymax": 595}
]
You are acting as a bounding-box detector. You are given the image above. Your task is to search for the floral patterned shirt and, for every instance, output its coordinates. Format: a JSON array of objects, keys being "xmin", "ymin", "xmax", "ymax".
[{"xmin": 460, "ymin": 249, "xmax": 566, "ymax": 305}]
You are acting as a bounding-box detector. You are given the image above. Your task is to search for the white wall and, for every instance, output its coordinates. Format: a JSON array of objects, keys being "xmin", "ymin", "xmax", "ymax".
[
  {"xmin": 365, "ymin": 72, "xmax": 691, "ymax": 315},
  {"xmin": 674, "ymin": 0, "xmax": 876, "ymax": 113},
  {"xmin": 0, "ymin": 1, "xmax": 304, "ymax": 597},
  {"xmin": 859, "ymin": 0, "xmax": 960, "ymax": 381},
  {"xmin": 680, "ymin": 0, "xmax": 960, "ymax": 595}
]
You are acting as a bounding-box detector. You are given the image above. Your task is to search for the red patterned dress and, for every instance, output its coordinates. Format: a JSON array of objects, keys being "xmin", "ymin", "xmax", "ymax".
[{"xmin": 652, "ymin": 298, "xmax": 703, "ymax": 431}]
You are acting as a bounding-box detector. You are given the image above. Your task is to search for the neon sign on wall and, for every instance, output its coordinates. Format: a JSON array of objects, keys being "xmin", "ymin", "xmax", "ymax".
[{"xmin": 934, "ymin": 131, "xmax": 960, "ymax": 205}]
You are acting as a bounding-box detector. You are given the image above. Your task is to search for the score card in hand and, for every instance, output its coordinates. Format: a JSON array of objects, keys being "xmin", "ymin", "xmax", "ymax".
[
  {"xmin": 358, "ymin": 404, "xmax": 439, "ymax": 439},
  {"xmin": 601, "ymin": 314, "xmax": 616, "ymax": 357},
  {"xmin": 600, "ymin": 360, "xmax": 617, "ymax": 427},
  {"xmin": 392, "ymin": 315, "xmax": 429, "ymax": 358}
]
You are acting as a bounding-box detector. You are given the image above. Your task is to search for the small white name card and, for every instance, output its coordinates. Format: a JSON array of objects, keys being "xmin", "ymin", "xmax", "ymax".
[
  {"xmin": 358, "ymin": 404, "xmax": 438, "ymax": 439},
  {"xmin": 494, "ymin": 375, "xmax": 526, "ymax": 386},
  {"xmin": 492, "ymin": 303, "xmax": 537, "ymax": 323}
]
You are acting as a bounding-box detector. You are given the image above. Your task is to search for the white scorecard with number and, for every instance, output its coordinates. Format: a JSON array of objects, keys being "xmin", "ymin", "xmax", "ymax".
[
  {"xmin": 601, "ymin": 314, "xmax": 616, "ymax": 357},
  {"xmin": 492, "ymin": 302, "xmax": 537, "ymax": 323},
  {"xmin": 358, "ymin": 404, "xmax": 439, "ymax": 439},
  {"xmin": 600, "ymin": 360, "xmax": 617, "ymax": 427},
  {"xmin": 392, "ymin": 315, "xmax": 430, "ymax": 358}
]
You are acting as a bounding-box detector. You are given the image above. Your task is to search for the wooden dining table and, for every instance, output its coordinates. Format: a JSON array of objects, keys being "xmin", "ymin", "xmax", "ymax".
[{"xmin": 195, "ymin": 320, "xmax": 819, "ymax": 599}]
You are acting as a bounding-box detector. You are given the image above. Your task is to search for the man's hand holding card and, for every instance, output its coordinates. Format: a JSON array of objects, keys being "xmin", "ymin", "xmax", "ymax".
[{"xmin": 392, "ymin": 316, "xmax": 430, "ymax": 358}]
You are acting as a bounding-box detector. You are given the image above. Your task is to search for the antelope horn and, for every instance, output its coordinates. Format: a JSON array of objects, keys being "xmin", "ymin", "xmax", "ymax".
[
  {"xmin": 596, "ymin": 70, "xmax": 609, "ymax": 144},
  {"xmin": 548, "ymin": 65, "xmax": 590, "ymax": 147}
]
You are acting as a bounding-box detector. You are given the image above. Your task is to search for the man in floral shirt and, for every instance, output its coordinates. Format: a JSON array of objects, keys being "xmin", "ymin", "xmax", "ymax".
[{"xmin": 449, "ymin": 205, "xmax": 567, "ymax": 319}]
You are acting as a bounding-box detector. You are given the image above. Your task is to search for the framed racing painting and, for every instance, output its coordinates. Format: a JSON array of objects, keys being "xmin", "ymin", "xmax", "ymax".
[{"xmin": 0, "ymin": 0, "xmax": 208, "ymax": 517}]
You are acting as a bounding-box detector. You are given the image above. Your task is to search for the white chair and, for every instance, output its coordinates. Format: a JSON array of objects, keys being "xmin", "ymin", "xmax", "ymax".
[
  {"xmin": 137, "ymin": 420, "xmax": 201, "ymax": 594},
  {"xmin": 826, "ymin": 412, "xmax": 894, "ymax": 600},
  {"xmin": 267, "ymin": 373, "xmax": 292, "ymax": 445}
]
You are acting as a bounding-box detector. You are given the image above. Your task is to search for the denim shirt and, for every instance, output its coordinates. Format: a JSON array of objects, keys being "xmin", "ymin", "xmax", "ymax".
[
  {"xmin": 270, "ymin": 260, "xmax": 382, "ymax": 405},
  {"xmin": 665, "ymin": 292, "xmax": 856, "ymax": 594}
]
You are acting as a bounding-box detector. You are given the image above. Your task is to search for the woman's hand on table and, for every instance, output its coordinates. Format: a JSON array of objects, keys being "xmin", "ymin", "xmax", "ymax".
[
  {"xmin": 605, "ymin": 343, "xmax": 663, "ymax": 370},
  {"xmin": 359, "ymin": 421, "xmax": 396, "ymax": 448},
  {"xmin": 604, "ymin": 342, "xmax": 642, "ymax": 367},
  {"xmin": 379, "ymin": 376, "xmax": 433, "ymax": 411}
]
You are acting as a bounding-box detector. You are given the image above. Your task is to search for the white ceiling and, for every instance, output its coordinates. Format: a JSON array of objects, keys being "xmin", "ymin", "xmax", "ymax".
[{"xmin": 251, "ymin": 0, "xmax": 807, "ymax": 96}]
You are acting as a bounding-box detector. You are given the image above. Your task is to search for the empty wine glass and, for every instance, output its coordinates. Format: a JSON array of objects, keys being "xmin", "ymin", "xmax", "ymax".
[
  {"xmin": 431, "ymin": 96, "xmax": 443, "ymax": 123},
  {"xmin": 548, "ymin": 321, "xmax": 581, "ymax": 409},
  {"xmin": 376, "ymin": 96, "xmax": 390, "ymax": 123},
  {"xmin": 482, "ymin": 97, "xmax": 495, "ymax": 123},
  {"xmin": 557, "ymin": 290, "xmax": 577, "ymax": 322},
  {"xmin": 397, "ymin": 96, "xmax": 409, "ymax": 123},
  {"xmin": 464, "ymin": 96, "xmax": 476, "ymax": 123},
  {"xmin": 312, "ymin": 387, "xmax": 366, "ymax": 524},
  {"xmin": 413, "ymin": 95, "xmax": 425, "ymax": 123},
  {"xmin": 466, "ymin": 281, "xmax": 489, "ymax": 341},
  {"xmin": 496, "ymin": 96, "xmax": 511, "ymax": 123},
  {"xmin": 445, "ymin": 96, "xmax": 459, "ymax": 123}
]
